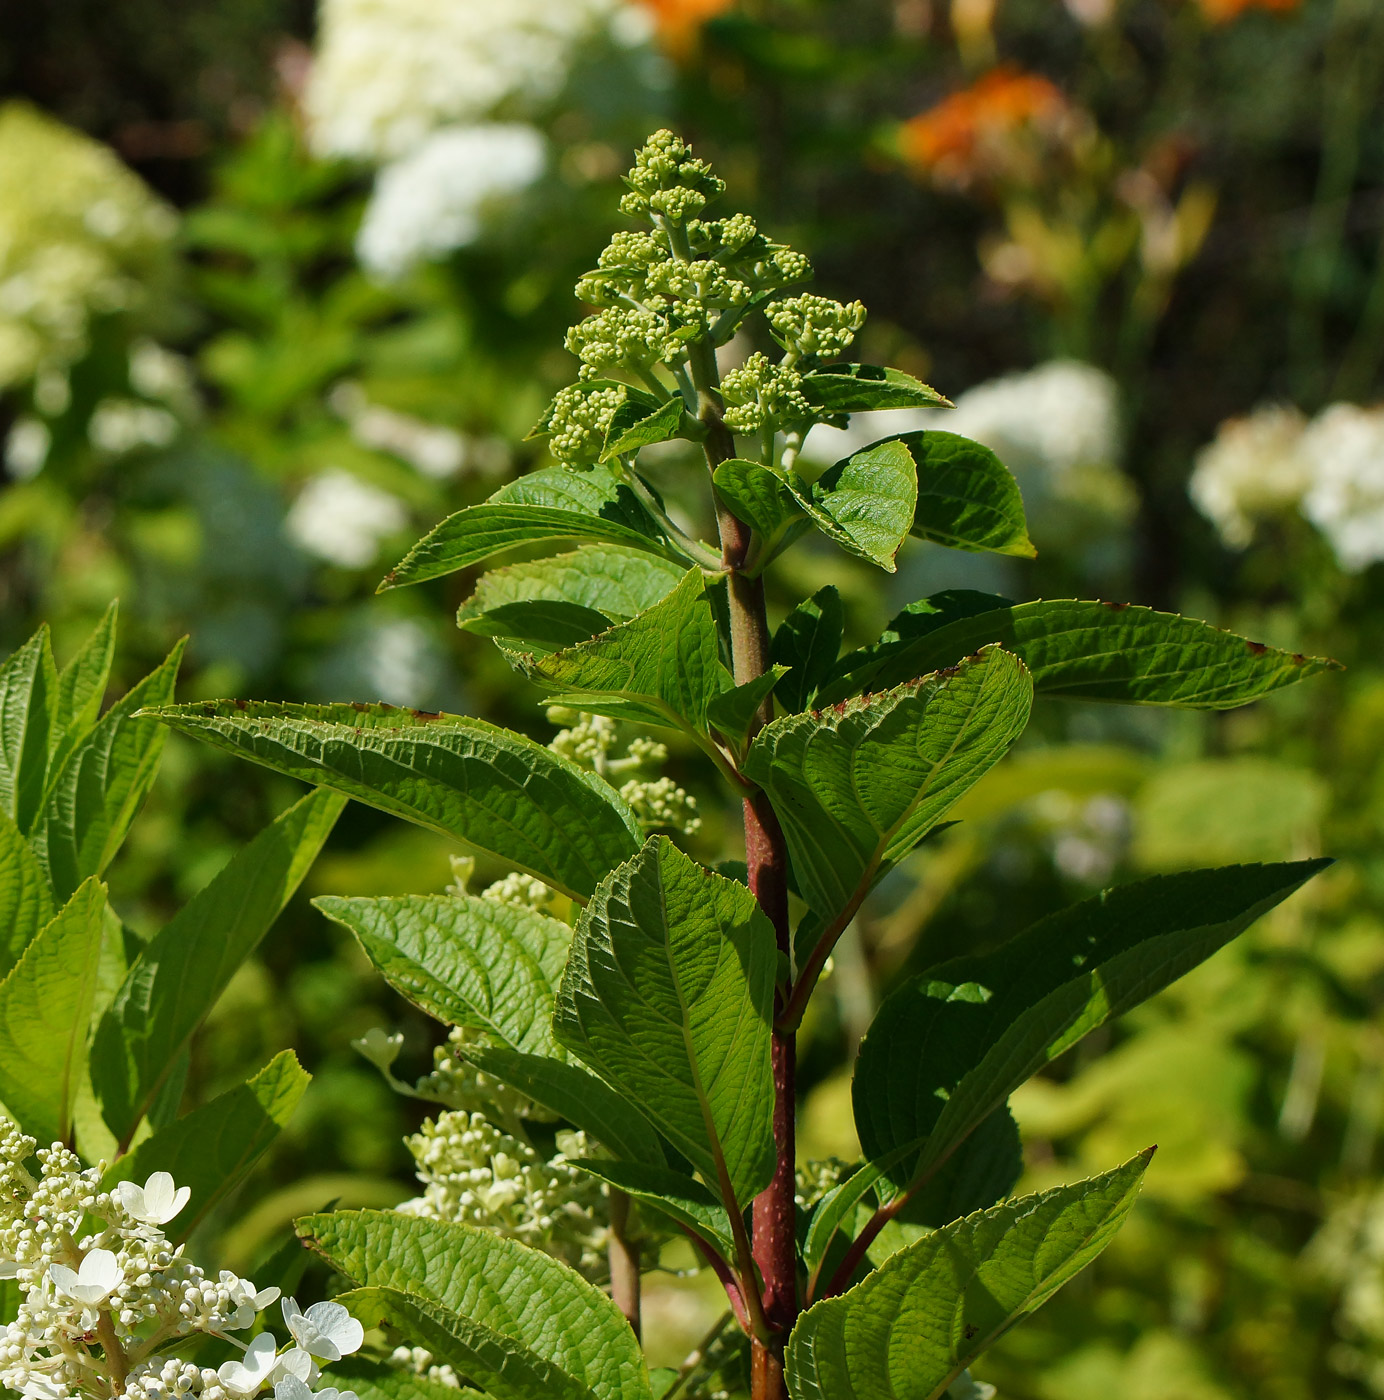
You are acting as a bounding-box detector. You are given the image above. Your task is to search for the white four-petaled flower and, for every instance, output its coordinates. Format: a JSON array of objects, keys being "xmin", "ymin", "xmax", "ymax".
[
  {"xmin": 49, "ymin": 1249, "xmax": 120, "ymax": 1305},
  {"xmin": 218, "ymin": 1334, "xmax": 281, "ymax": 1396},
  {"xmin": 114, "ymin": 1171, "xmax": 191, "ymax": 1225},
  {"xmin": 274, "ymin": 1376, "xmax": 359, "ymax": 1400},
  {"xmin": 281, "ymin": 1298, "xmax": 364, "ymax": 1362}
]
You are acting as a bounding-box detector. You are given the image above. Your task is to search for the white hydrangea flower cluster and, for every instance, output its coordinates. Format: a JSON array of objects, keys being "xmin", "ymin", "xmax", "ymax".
[
  {"xmin": 1308, "ymin": 1188, "xmax": 1384, "ymax": 1394},
  {"xmin": 1190, "ymin": 400, "xmax": 1384, "ymax": 571},
  {"xmin": 285, "ymin": 470, "xmax": 409, "ymax": 569},
  {"xmin": 547, "ymin": 709, "xmax": 700, "ymax": 836},
  {"xmin": 396, "ymin": 1113, "xmax": 609, "ymax": 1278},
  {"xmin": 0, "ymin": 103, "xmax": 176, "ymax": 391},
  {"xmin": 0, "ymin": 1123, "xmax": 361, "ymax": 1400}
]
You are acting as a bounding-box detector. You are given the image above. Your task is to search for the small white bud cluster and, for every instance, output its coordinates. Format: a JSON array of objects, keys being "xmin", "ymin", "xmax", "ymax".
[
  {"xmin": 480, "ymin": 872, "xmax": 559, "ymax": 914},
  {"xmin": 0, "ymin": 1122, "xmax": 361, "ymax": 1400},
  {"xmin": 794, "ymin": 1158, "xmax": 853, "ymax": 1212},
  {"xmin": 385, "ymin": 1348, "xmax": 460, "ymax": 1391},
  {"xmin": 618, "ymin": 776, "xmax": 701, "ymax": 837},
  {"xmin": 397, "ymin": 1112, "xmax": 609, "ymax": 1279},
  {"xmin": 412, "ymin": 1026, "xmax": 546, "ymax": 1126}
]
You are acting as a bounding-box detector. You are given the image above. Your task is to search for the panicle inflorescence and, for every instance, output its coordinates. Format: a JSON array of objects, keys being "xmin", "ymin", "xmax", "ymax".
[{"xmin": 0, "ymin": 1122, "xmax": 361, "ymax": 1400}]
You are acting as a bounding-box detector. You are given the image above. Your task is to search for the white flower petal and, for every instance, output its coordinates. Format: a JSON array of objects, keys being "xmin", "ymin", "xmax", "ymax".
[
  {"xmin": 273, "ymin": 1376, "xmax": 313, "ymax": 1400},
  {"xmin": 304, "ymin": 1301, "xmax": 364, "ymax": 1358}
]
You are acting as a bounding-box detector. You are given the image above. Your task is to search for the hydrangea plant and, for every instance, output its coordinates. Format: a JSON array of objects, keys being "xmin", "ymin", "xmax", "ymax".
[{"xmin": 141, "ymin": 133, "xmax": 1337, "ymax": 1400}]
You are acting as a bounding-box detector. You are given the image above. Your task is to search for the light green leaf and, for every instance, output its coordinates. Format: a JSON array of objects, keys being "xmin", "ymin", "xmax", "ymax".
[
  {"xmin": 0, "ymin": 877, "xmax": 106, "ymax": 1143},
  {"xmin": 744, "ymin": 648, "xmax": 1032, "ymax": 924},
  {"xmin": 771, "ymin": 587, "xmax": 844, "ymax": 714},
  {"xmin": 380, "ymin": 466, "xmax": 676, "ymax": 590},
  {"xmin": 49, "ymin": 601, "xmax": 118, "ymax": 771},
  {"xmin": 800, "ymin": 364, "xmax": 952, "ymax": 413},
  {"xmin": 602, "ymin": 396, "xmax": 689, "ymax": 460},
  {"xmin": 894, "ymin": 432, "xmax": 1034, "ymax": 558},
  {"xmin": 299, "ymin": 1209, "xmax": 650, "ymax": 1400},
  {"xmin": 458, "ymin": 546, "xmax": 687, "ymax": 628},
  {"xmin": 829, "ymin": 594, "xmax": 1338, "ymax": 708},
  {"xmin": 785, "ymin": 1155, "xmax": 1151, "ymax": 1400},
  {"xmin": 712, "ymin": 460, "xmax": 810, "ymax": 566},
  {"xmin": 554, "ymin": 836, "xmax": 777, "ymax": 1207},
  {"xmin": 91, "ymin": 787, "xmax": 344, "ymax": 1144},
  {"xmin": 0, "ymin": 628, "xmax": 57, "ymax": 834},
  {"xmin": 341, "ymin": 1288, "xmax": 595, "ymax": 1400},
  {"xmin": 31, "ymin": 641, "xmax": 184, "ymax": 901},
  {"xmin": 854, "ymin": 860, "xmax": 1328, "ymax": 1199},
  {"xmin": 706, "ymin": 667, "xmax": 789, "ymax": 747},
  {"xmin": 575, "ymin": 1159, "xmax": 735, "ymax": 1259},
  {"xmin": 517, "ymin": 568, "xmax": 733, "ymax": 737},
  {"xmin": 329, "ymin": 1358, "xmax": 473, "ymax": 1400},
  {"xmin": 101, "ymin": 1050, "xmax": 310, "ymax": 1242},
  {"xmin": 462, "ymin": 1045, "xmax": 667, "ymax": 1166},
  {"xmin": 798, "ymin": 439, "xmax": 918, "ymax": 573},
  {"xmin": 0, "ymin": 808, "xmax": 54, "ymax": 977},
  {"xmin": 314, "ymin": 893, "xmax": 571, "ymax": 1057},
  {"xmin": 141, "ymin": 700, "xmax": 642, "ymax": 903}
]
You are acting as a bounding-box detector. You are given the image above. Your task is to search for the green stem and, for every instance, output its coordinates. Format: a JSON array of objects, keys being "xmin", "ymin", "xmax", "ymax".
[{"xmin": 607, "ymin": 1189, "xmax": 642, "ymax": 1339}]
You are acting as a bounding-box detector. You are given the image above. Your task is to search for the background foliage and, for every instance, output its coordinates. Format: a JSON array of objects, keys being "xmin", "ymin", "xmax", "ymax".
[{"xmin": 3, "ymin": 0, "xmax": 1384, "ymax": 1394}]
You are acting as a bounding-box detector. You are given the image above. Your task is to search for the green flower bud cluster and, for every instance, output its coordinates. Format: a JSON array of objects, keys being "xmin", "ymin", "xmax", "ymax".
[
  {"xmin": 767, "ymin": 293, "xmax": 867, "ymax": 361},
  {"xmin": 617, "ymin": 129, "xmax": 726, "ymax": 223},
  {"xmin": 546, "ymin": 383, "xmax": 628, "ymax": 467},
  {"xmin": 720, "ymin": 352, "xmax": 815, "ymax": 435},
  {"xmin": 566, "ymin": 305, "xmax": 705, "ymax": 381},
  {"xmin": 399, "ymin": 1110, "xmax": 610, "ymax": 1280}
]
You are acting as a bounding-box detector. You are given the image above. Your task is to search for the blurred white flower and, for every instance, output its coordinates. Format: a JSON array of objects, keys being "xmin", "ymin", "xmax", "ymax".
[
  {"xmin": 356, "ymin": 124, "xmax": 547, "ymax": 280},
  {"xmin": 1301, "ymin": 403, "xmax": 1384, "ymax": 572},
  {"xmin": 0, "ymin": 103, "xmax": 175, "ymax": 388},
  {"xmin": 307, "ymin": 0, "xmax": 629, "ymax": 162},
  {"xmin": 1188, "ymin": 404, "xmax": 1311, "ymax": 549},
  {"xmin": 113, "ymin": 1172, "xmax": 190, "ymax": 1226},
  {"xmin": 4, "ymin": 418, "xmax": 50, "ymax": 480},
  {"xmin": 285, "ymin": 469, "xmax": 408, "ymax": 568},
  {"xmin": 328, "ymin": 382, "xmax": 488, "ymax": 481},
  {"xmin": 88, "ymin": 397, "xmax": 179, "ymax": 456}
]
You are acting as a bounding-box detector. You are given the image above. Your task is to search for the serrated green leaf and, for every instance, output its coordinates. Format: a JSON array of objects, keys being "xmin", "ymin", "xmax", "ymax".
[
  {"xmin": 772, "ymin": 587, "xmax": 844, "ymax": 713},
  {"xmin": 517, "ymin": 568, "xmax": 733, "ymax": 737},
  {"xmin": 554, "ymin": 837, "xmax": 776, "ymax": 1207},
  {"xmin": 854, "ymin": 860, "xmax": 1328, "ymax": 1201},
  {"xmin": 457, "ymin": 546, "xmax": 687, "ymax": 628},
  {"xmin": 462, "ymin": 1045, "xmax": 667, "ymax": 1166},
  {"xmin": 785, "ymin": 1155, "xmax": 1151, "ymax": 1400},
  {"xmin": 744, "ymin": 648, "xmax": 1032, "ymax": 924},
  {"xmin": 49, "ymin": 601, "xmax": 118, "ymax": 774},
  {"xmin": 602, "ymin": 396, "xmax": 689, "ymax": 460},
  {"xmin": 101, "ymin": 1050, "xmax": 310, "ymax": 1242},
  {"xmin": 800, "ymin": 364, "xmax": 952, "ymax": 413},
  {"xmin": 0, "ymin": 877, "xmax": 106, "ymax": 1143},
  {"xmin": 712, "ymin": 459, "xmax": 810, "ymax": 566},
  {"xmin": 30, "ymin": 641, "xmax": 184, "ymax": 901},
  {"xmin": 798, "ymin": 439, "xmax": 918, "ymax": 573},
  {"xmin": 299, "ymin": 1209, "xmax": 650, "ymax": 1400},
  {"xmin": 91, "ymin": 787, "xmax": 344, "ymax": 1144},
  {"xmin": 0, "ymin": 628, "xmax": 57, "ymax": 834},
  {"xmin": 576, "ymin": 1159, "xmax": 736, "ymax": 1259},
  {"xmin": 380, "ymin": 466, "xmax": 677, "ymax": 590},
  {"xmin": 141, "ymin": 701, "xmax": 642, "ymax": 903},
  {"xmin": 0, "ymin": 807, "xmax": 54, "ymax": 977},
  {"xmin": 315, "ymin": 893, "xmax": 570, "ymax": 1056},
  {"xmin": 465, "ymin": 600, "xmax": 616, "ymax": 655},
  {"xmin": 329, "ymin": 1357, "xmax": 473, "ymax": 1400},
  {"xmin": 889, "ymin": 431, "xmax": 1034, "ymax": 558},
  {"xmin": 829, "ymin": 596, "xmax": 1338, "ymax": 708},
  {"xmin": 706, "ymin": 667, "xmax": 788, "ymax": 746}
]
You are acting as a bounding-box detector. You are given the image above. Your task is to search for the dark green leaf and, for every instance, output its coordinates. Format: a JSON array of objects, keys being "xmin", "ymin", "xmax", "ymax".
[
  {"xmin": 101, "ymin": 1050, "xmax": 310, "ymax": 1242},
  {"xmin": 829, "ymin": 596, "xmax": 1339, "ymax": 708},
  {"xmin": 300, "ymin": 1209, "xmax": 650, "ymax": 1400},
  {"xmin": 91, "ymin": 788, "xmax": 344, "ymax": 1143},
  {"xmin": 462, "ymin": 600, "xmax": 615, "ymax": 654},
  {"xmin": 0, "ymin": 808, "xmax": 54, "ymax": 977},
  {"xmin": 712, "ymin": 460, "xmax": 810, "ymax": 566},
  {"xmin": 517, "ymin": 568, "xmax": 733, "ymax": 737},
  {"xmin": 771, "ymin": 588, "xmax": 844, "ymax": 713},
  {"xmin": 49, "ymin": 601, "xmax": 118, "ymax": 772},
  {"xmin": 31, "ymin": 641, "xmax": 184, "ymax": 901},
  {"xmin": 553, "ymin": 837, "xmax": 777, "ymax": 1207},
  {"xmin": 330, "ymin": 1358, "xmax": 472, "ymax": 1400},
  {"xmin": 744, "ymin": 648, "xmax": 1032, "ymax": 923},
  {"xmin": 800, "ymin": 364, "xmax": 952, "ymax": 413},
  {"xmin": 575, "ymin": 1159, "xmax": 735, "ymax": 1259},
  {"xmin": 141, "ymin": 700, "xmax": 642, "ymax": 903},
  {"xmin": 894, "ymin": 431, "xmax": 1034, "ymax": 558},
  {"xmin": 785, "ymin": 1155, "xmax": 1151, "ymax": 1400},
  {"xmin": 0, "ymin": 628, "xmax": 57, "ymax": 834},
  {"xmin": 854, "ymin": 860, "xmax": 1328, "ymax": 1198},
  {"xmin": 0, "ymin": 877, "xmax": 106, "ymax": 1143},
  {"xmin": 602, "ymin": 396, "xmax": 689, "ymax": 460},
  {"xmin": 314, "ymin": 893, "xmax": 570, "ymax": 1056},
  {"xmin": 706, "ymin": 667, "xmax": 789, "ymax": 746},
  {"xmin": 380, "ymin": 466, "xmax": 676, "ymax": 590}
]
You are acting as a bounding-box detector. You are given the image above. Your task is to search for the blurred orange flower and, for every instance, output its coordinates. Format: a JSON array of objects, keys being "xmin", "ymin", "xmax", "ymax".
[
  {"xmin": 899, "ymin": 67, "xmax": 1071, "ymax": 188},
  {"xmin": 1196, "ymin": 0, "xmax": 1300, "ymax": 20},
  {"xmin": 632, "ymin": 0, "xmax": 737, "ymax": 54}
]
